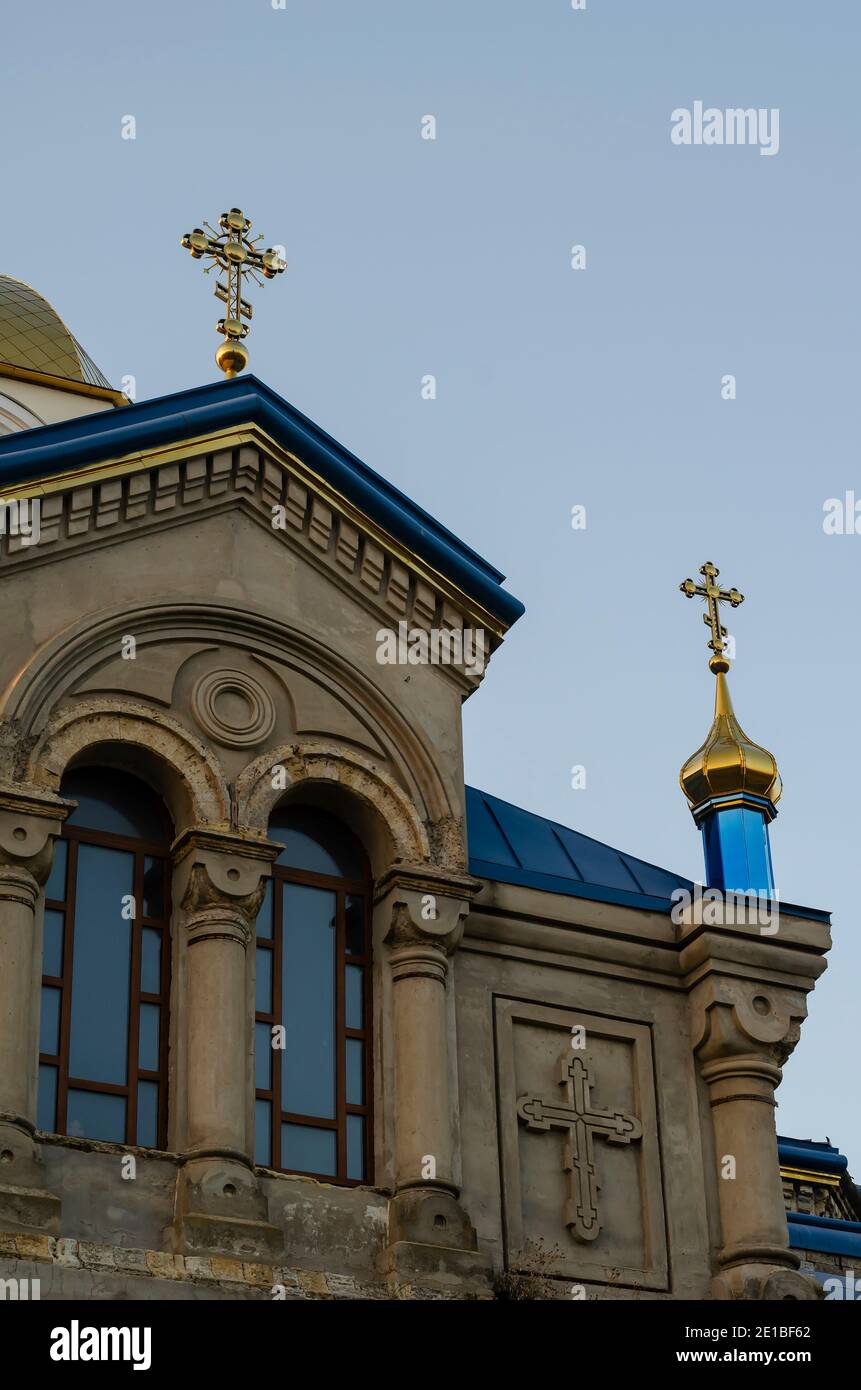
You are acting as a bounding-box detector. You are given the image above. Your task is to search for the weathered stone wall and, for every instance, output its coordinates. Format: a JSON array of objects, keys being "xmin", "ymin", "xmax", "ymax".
[{"xmin": 0, "ymin": 440, "xmax": 831, "ymax": 1300}]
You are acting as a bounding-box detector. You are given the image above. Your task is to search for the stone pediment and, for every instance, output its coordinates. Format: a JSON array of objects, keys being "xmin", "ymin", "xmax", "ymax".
[{"xmin": 0, "ymin": 378, "xmax": 524, "ymax": 695}]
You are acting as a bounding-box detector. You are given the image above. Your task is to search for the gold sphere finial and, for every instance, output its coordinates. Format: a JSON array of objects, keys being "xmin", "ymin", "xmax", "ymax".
[{"xmin": 215, "ymin": 338, "xmax": 249, "ymax": 378}]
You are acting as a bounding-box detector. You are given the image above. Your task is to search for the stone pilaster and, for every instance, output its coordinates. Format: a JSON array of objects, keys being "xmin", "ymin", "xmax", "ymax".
[
  {"xmin": 682, "ymin": 905, "xmax": 829, "ymax": 1300},
  {"xmin": 376, "ymin": 865, "xmax": 491, "ymax": 1291},
  {"xmin": 0, "ymin": 783, "xmax": 69, "ymax": 1234},
  {"xmin": 167, "ymin": 827, "xmax": 283, "ymax": 1260}
]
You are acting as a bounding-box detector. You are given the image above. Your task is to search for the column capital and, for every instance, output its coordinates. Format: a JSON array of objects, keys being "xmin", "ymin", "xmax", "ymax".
[
  {"xmin": 691, "ymin": 977, "xmax": 807, "ymax": 1071},
  {"xmin": 377, "ymin": 863, "xmax": 481, "ymax": 959},
  {"xmin": 172, "ymin": 826, "xmax": 281, "ymax": 946},
  {"xmin": 0, "ymin": 781, "xmax": 71, "ymax": 885}
]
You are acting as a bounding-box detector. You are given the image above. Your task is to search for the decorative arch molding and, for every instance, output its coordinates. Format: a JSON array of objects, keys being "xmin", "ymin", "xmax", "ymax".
[
  {"xmin": 236, "ymin": 741, "xmax": 433, "ymax": 871},
  {"xmin": 0, "ymin": 598, "xmax": 457, "ymax": 828},
  {"xmin": 26, "ymin": 697, "xmax": 230, "ymax": 834}
]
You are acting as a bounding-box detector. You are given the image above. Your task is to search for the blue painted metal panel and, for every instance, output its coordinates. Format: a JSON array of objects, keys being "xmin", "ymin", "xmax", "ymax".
[
  {"xmin": 466, "ymin": 787, "xmax": 690, "ymax": 908},
  {"xmin": 701, "ymin": 804, "xmax": 775, "ymax": 896},
  {"xmin": 787, "ymin": 1211, "xmax": 861, "ymax": 1258}
]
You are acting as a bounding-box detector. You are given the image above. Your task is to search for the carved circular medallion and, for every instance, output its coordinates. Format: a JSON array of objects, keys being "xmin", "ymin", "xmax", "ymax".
[{"xmin": 191, "ymin": 669, "xmax": 276, "ymax": 749}]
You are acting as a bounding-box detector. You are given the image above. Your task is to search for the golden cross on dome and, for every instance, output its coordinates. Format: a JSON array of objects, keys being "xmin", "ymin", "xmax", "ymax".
[
  {"xmin": 181, "ymin": 207, "xmax": 286, "ymax": 378},
  {"xmin": 679, "ymin": 561, "xmax": 744, "ymax": 673}
]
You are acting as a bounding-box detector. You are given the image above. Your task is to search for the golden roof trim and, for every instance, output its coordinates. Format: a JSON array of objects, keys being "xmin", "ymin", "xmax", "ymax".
[
  {"xmin": 0, "ymin": 361, "xmax": 129, "ymax": 406},
  {"xmin": 780, "ymin": 1166, "xmax": 840, "ymax": 1187}
]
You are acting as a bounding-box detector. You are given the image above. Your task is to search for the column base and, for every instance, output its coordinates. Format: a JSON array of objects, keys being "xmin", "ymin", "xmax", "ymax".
[
  {"xmin": 383, "ymin": 1188, "xmax": 492, "ymax": 1295},
  {"xmin": 389, "ymin": 1186, "xmax": 477, "ymax": 1249},
  {"xmin": 0, "ymin": 1119, "xmax": 61, "ymax": 1235},
  {"xmin": 166, "ymin": 1155, "xmax": 283, "ymax": 1261},
  {"xmin": 711, "ymin": 1260, "xmax": 821, "ymax": 1301}
]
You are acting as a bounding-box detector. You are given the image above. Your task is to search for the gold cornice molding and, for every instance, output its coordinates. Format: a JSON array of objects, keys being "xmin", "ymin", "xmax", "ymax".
[
  {"xmin": 0, "ymin": 421, "xmax": 509, "ymax": 641},
  {"xmin": 779, "ymin": 1166, "xmax": 839, "ymax": 1188},
  {"xmin": 0, "ymin": 360, "xmax": 129, "ymax": 406}
]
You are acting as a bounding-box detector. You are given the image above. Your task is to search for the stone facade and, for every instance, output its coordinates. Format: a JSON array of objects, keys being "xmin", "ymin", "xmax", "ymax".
[{"xmin": 0, "ymin": 418, "xmax": 830, "ymax": 1300}]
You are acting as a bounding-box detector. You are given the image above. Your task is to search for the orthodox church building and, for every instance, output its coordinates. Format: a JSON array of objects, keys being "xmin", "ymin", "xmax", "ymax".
[{"xmin": 0, "ymin": 258, "xmax": 854, "ymax": 1301}]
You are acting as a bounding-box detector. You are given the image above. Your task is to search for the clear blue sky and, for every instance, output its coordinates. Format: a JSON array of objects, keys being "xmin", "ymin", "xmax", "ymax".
[{"xmin": 2, "ymin": 1, "xmax": 858, "ymax": 1166}]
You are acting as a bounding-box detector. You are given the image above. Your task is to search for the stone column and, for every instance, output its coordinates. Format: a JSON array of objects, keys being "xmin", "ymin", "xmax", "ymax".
[
  {"xmin": 0, "ymin": 784, "xmax": 69, "ymax": 1233},
  {"xmin": 377, "ymin": 865, "xmax": 490, "ymax": 1289},
  {"xmin": 683, "ymin": 906, "xmax": 828, "ymax": 1300},
  {"xmin": 168, "ymin": 827, "xmax": 282, "ymax": 1259}
]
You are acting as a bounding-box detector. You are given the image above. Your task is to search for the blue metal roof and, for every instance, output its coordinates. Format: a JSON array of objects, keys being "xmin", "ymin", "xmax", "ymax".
[
  {"xmin": 466, "ymin": 787, "xmax": 831, "ymax": 922},
  {"xmin": 465, "ymin": 786, "xmax": 693, "ymax": 913},
  {"xmin": 778, "ymin": 1136, "xmax": 849, "ymax": 1178},
  {"xmin": 0, "ymin": 375, "xmax": 524, "ymax": 629}
]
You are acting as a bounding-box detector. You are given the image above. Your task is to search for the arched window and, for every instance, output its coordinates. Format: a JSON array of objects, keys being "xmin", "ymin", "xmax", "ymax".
[
  {"xmin": 255, "ymin": 805, "xmax": 372, "ymax": 1184},
  {"xmin": 38, "ymin": 767, "xmax": 172, "ymax": 1148}
]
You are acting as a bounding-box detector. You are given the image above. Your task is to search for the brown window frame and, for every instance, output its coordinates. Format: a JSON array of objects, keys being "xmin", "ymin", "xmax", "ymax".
[
  {"xmin": 40, "ymin": 821, "xmax": 172, "ymax": 1149},
  {"xmin": 255, "ymin": 860, "xmax": 373, "ymax": 1187}
]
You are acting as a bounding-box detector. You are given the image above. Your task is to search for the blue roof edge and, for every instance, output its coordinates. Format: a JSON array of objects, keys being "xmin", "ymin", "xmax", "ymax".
[
  {"xmin": 778, "ymin": 1138, "xmax": 849, "ymax": 1176},
  {"xmin": 787, "ymin": 1211, "xmax": 861, "ymax": 1258},
  {"xmin": 469, "ymin": 858, "xmax": 680, "ymax": 915},
  {"xmin": 0, "ymin": 374, "xmax": 525, "ymax": 628}
]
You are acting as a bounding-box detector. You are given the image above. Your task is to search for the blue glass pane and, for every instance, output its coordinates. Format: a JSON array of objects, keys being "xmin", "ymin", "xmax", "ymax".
[
  {"xmin": 347, "ymin": 1114, "xmax": 365, "ymax": 1182},
  {"xmin": 139, "ymin": 1003, "xmax": 160, "ymax": 1072},
  {"xmin": 142, "ymin": 857, "xmax": 165, "ymax": 918},
  {"xmin": 345, "ymin": 965, "xmax": 363, "ymax": 1030},
  {"xmin": 37, "ymin": 1065, "xmax": 57, "ymax": 1132},
  {"xmin": 44, "ymin": 839, "xmax": 67, "ymax": 902},
  {"xmin": 137, "ymin": 1081, "xmax": 159, "ymax": 1148},
  {"xmin": 61, "ymin": 768, "xmax": 170, "ymax": 841},
  {"xmin": 69, "ymin": 843, "xmax": 133, "ymax": 1086},
  {"xmin": 255, "ymin": 1100, "xmax": 271, "ymax": 1166},
  {"xmin": 256, "ymin": 947, "xmax": 273, "ymax": 1013},
  {"xmin": 282, "ymin": 884, "xmax": 335, "ymax": 1118},
  {"xmin": 67, "ymin": 1089, "xmax": 126, "ymax": 1143},
  {"xmin": 141, "ymin": 928, "xmax": 162, "ymax": 994},
  {"xmin": 346, "ymin": 1039, "xmax": 364, "ymax": 1105},
  {"xmin": 345, "ymin": 895, "xmax": 365, "ymax": 955},
  {"xmin": 281, "ymin": 1123, "xmax": 336, "ymax": 1177},
  {"xmin": 269, "ymin": 807, "xmax": 365, "ymax": 878},
  {"xmin": 39, "ymin": 986, "xmax": 61, "ymax": 1056},
  {"xmin": 43, "ymin": 910, "xmax": 64, "ymax": 977},
  {"xmin": 255, "ymin": 1021, "xmax": 272, "ymax": 1090},
  {"xmin": 256, "ymin": 879, "xmax": 273, "ymax": 939}
]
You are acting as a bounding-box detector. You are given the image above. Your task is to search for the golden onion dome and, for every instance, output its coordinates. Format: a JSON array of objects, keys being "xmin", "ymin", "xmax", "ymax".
[
  {"xmin": 0, "ymin": 274, "xmax": 121, "ymax": 399},
  {"xmin": 680, "ymin": 670, "xmax": 781, "ymax": 811}
]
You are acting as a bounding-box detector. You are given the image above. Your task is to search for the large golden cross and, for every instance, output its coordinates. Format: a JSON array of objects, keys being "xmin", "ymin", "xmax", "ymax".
[
  {"xmin": 181, "ymin": 206, "xmax": 286, "ymax": 378},
  {"xmin": 679, "ymin": 561, "xmax": 744, "ymax": 673}
]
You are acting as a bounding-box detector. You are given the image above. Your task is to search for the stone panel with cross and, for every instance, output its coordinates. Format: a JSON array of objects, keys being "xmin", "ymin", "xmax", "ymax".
[{"xmin": 496, "ymin": 998, "xmax": 668, "ymax": 1291}]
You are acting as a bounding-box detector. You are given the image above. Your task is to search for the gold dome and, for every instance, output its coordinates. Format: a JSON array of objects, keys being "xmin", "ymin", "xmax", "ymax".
[
  {"xmin": 680, "ymin": 671, "xmax": 781, "ymax": 811},
  {"xmin": 0, "ymin": 274, "xmax": 122, "ymax": 401}
]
